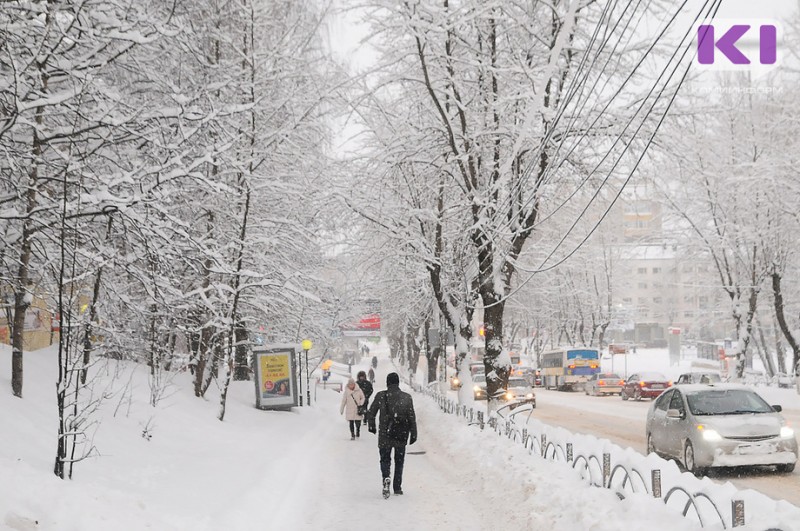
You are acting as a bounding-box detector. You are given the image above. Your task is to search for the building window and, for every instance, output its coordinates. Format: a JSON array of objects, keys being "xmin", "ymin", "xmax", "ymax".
[
  {"xmin": 652, "ymin": 282, "xmax": 663, "ymax": 289},
  {"xmin": 653, "ymin": 297, "xmax": 662, "ymax": 304},
  {"xmin": 622, "ymin": 298, "xmax": 632, "ymax": 304},
  {"xmin": 684, "ymin": 311, "xmax": 693, "ymax": 317},
  {"xmin": 638, "ymin": 282, "xmax": 647, "ymax": 289},
  {"xmin": 652, "ymin": 267, "xmax": 661, "ymax": 274},
  {"xmin": 637, "ymin": 297, "xmax": 646, "ymax": 305},
  {"xmin": 637, "ymin": 267, "xmax": 647, "ymax": 274}
]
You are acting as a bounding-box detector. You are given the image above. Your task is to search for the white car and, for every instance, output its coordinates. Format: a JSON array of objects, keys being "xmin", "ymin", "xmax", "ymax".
[{"xmin": 501, "ymin": 377, "xmax": 536, "ymax": 407}]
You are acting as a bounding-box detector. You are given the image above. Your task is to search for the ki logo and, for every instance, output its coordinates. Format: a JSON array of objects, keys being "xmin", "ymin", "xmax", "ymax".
[{"xmin": 697, "ymin": 23, "xmax": 777, "ymax": 66}]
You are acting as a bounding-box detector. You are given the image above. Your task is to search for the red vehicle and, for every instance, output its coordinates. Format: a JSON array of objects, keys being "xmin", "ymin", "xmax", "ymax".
[{"xmin": 621, "ymin": 372, "xmax": 671, "ymax": 401}]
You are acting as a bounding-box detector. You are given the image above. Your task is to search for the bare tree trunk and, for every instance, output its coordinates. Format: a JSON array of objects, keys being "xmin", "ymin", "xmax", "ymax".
[
  {"xmin": 732, "ymin": 286, "xmax": 759, "ymax": 379},
  {"xmin": 193, "ymin": 211, "xmax": 215, "ymax": 397},
  {"xmin": 54, "ymin": 183, "xmax": 68, "ymax": 479},
  {"xmin": 82, "ymin": 217, "xmax": 112, "ymax": 385},
  {"xmin": 594, "ymin": 321, "xmax": 610, "ymax": 352},
  {"xmin": 423, "ymin": 315, "xmax": 438, "ymax": 383},
  {"xmin": 409, "ymin": 324, "xmax": 421, "ymax": 374},
  {"xmin": 774, "ymin": 315, "xmax": 786, "ymax": 375},
  {"xmin": 163, "ymin": 325, "xmax": 177, "ymax": 372},
  {"xmin": 772, "ymin": 271, "xmax": 800, "ymax": 375},
  {"xmin": 11, "ymin": 86, "xmax": 44, "ymax": 398},
  {"xmin": 233, "ymin": 320, "xmax": 250, "ymax": 381},
  {"xmin": 201, "ymin": 337, "xmax": 221, "ymax": 397},
  {"xmin": 755, "ymin": 318, "xmax": 776, "ymax": 379},
  {"xmin": 219, "ymin": 177, "xmax": 252, "ymax": 420},
  {"xmin": 482, "ymin": 296, "xmax": 507, "ymax": 402}
]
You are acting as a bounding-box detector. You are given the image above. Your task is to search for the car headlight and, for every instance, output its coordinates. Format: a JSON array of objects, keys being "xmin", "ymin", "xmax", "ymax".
[
  {"xmin": 505, "ymin": 392, "xmax": 513, "ymax": 400},
  {"xmin": 453, "ymin": 378, "xmax": 459, "ymax": 385},
  {"xmin": 781, "ymin": 426, "xmax": 795, "ymax": 439},
  {"xmin": 474, "ymin": 386, "xmax": 481, "ymax": 392},
  {"xmin": 701, "ymin": 428, "xmax": 722, "ymax": 442},
  {"xmin": 526, "ymin": 393, "xmax": 534, "ymax": 398}
]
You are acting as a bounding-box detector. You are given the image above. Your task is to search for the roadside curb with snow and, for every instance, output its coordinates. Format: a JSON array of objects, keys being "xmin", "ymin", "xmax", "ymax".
[{"xmin": 406, "ymin": 377, "xmax": 800, "ymax": 531}]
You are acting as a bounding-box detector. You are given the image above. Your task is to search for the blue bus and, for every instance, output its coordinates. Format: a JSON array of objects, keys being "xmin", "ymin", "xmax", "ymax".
[{"xmin": 541, "ymin": 348, "xmax": 600, "ymax": 391}]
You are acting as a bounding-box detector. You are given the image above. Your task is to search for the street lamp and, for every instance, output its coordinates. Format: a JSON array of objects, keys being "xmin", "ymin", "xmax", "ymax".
[{"xmin": 302, "ymin": 339, "xmax": 313, "ymax": 406}]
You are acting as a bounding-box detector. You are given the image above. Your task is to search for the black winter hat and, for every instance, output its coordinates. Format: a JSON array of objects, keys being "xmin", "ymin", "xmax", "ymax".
[{"xmin": 386, "ymin": 372, "xmax": 400, "ymax": 385}]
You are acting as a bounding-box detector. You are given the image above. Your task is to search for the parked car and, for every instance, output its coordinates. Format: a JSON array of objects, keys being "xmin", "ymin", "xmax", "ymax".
[
  {"xmin": 501, "ymin": 377, "xmax": 536, "ymax": 407},
  {"xmin": 584, "ymin": 373, "xmax": 624, "ymax": 396},
  {"xmin": 774, "ymin": 373, "xmax": 795, "ymax": 389},
  {"xmin": 675, "ymin": 372, "xmax": 722, "ymax": 385},
  {"xmin": 621, "ymin": 372, "xmax": 671, "ymax": 401},
  {"xmin": 645, "ymin": 384, "xmax": 798, "ymax": 476}
]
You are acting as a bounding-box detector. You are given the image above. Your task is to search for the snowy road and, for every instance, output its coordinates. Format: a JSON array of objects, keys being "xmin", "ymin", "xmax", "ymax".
[{"xmin": 532, "ymin": 388, "xmax": 800, "ymax": 507}]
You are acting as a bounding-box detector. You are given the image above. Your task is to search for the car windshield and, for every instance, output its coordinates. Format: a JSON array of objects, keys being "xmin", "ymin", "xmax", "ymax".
[
  {"xmin": 686, "ymin": 389, "xmax": 774, "ymax": 416},
  {"xmin": 507, "ymin": 378, "xmax": 528, "ymax": 388},
  {"xmin": 599, "ymin": 373, "xmax": 620, "ymax": 379},
  {"xmin": 473, "ymin": 375, "xmax": 486, "ymax": 384},
  {"xmin": 639, "ymin": 372, "xmax": 666, "ymax": 381}
]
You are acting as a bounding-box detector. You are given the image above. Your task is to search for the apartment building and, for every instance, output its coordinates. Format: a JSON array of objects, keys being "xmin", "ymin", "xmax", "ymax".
[{"xmin": 609, "ymin": 196, "xmax": 729, "ymax": 344}]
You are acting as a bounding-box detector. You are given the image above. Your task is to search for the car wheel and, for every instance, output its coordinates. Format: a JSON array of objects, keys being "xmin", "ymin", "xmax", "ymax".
[
  {"xmin": 777, "ymin": 463, "xmax": 796, "ymax": 473},
  {"xmin": 584, "ymin": 387, "xmax": 589, "ymax": 395},
  {"xmin": 684, "ymin": 441, "xmax": 706, "ymax": 476},
  {"xmin": 621, "ymin": 390, "xmax": 628, "ymax": 401},
  {"xmin": 647, "ymin": 433, "xmax": 656, "ymax": 455},
  {"xmin": 634, "ymin": 388, "xmax": 642, "ymax": 401}
]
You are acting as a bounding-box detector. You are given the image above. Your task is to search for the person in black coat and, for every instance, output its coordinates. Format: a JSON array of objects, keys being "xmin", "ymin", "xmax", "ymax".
[
  {"xmin": 367, "ymin": 372, "xmax": 417, "ymax": 497},
  {"xmin": 356, "ymin": 371, "xmax": 373, "ymax": 409}
]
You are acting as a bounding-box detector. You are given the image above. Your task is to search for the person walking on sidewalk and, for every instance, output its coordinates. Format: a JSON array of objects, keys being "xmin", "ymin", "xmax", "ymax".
[
  {"xmin": 367, "ymin": 372, "xmax": 417, "ymax": 498},
  {"xmin": 356, "ymin": 370, "xmax": 373, "ymax": 410},
  {"xmin": 340, "ymin": 378, "xmax": 366, "ymax": 440}
]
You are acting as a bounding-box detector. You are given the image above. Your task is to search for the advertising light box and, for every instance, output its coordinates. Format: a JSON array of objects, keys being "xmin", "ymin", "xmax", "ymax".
[{"xmin": 253, "ymin": 346, "xmax": 297, "ymax": 410}]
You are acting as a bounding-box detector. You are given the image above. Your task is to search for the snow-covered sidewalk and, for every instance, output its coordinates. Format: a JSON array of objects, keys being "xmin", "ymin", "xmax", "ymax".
[{"xmin": 255, "ymin": 380, "xmax": 491, "ymax": 530}]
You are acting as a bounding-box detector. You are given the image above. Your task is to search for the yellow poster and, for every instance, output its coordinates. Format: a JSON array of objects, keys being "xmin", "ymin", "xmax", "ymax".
[{"xmin": 260, "ymin": 352, "xmax": 291, "ymax": 398}]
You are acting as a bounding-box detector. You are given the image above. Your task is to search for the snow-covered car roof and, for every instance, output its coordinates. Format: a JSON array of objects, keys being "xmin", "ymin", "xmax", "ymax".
[{"xmin": 676, "ymin": 383, "xmax": 751, "ymax": 394}]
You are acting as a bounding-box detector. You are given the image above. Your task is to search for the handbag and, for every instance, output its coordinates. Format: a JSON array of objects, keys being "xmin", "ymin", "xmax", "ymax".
[{"xmin": 352, "ymin": 394, "xmax": 367, "ymax": 416}]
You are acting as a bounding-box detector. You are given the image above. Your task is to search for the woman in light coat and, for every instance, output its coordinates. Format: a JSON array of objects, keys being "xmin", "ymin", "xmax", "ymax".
[{"xmin": 340, "ymin": 378, "xmax": 366, "ymax": 440}]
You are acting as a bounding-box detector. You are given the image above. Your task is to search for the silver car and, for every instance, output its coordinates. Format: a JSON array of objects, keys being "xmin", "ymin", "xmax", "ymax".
[
  {"xmin": 646, "ymin": 384, "xmax": 798, "ymax": 475},
  {"xmin": 584, "ymin": 373, "xmax": 624, "ymax": 396},
  {"xmin": 502, "ymin": 377, "xmax": 536, "ymax": 407}
]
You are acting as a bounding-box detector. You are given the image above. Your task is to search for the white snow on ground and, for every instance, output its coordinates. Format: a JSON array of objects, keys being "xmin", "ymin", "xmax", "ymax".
[{"xmin": 0, "ymin": 342, "xmax": 714, "ymax": 531}]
